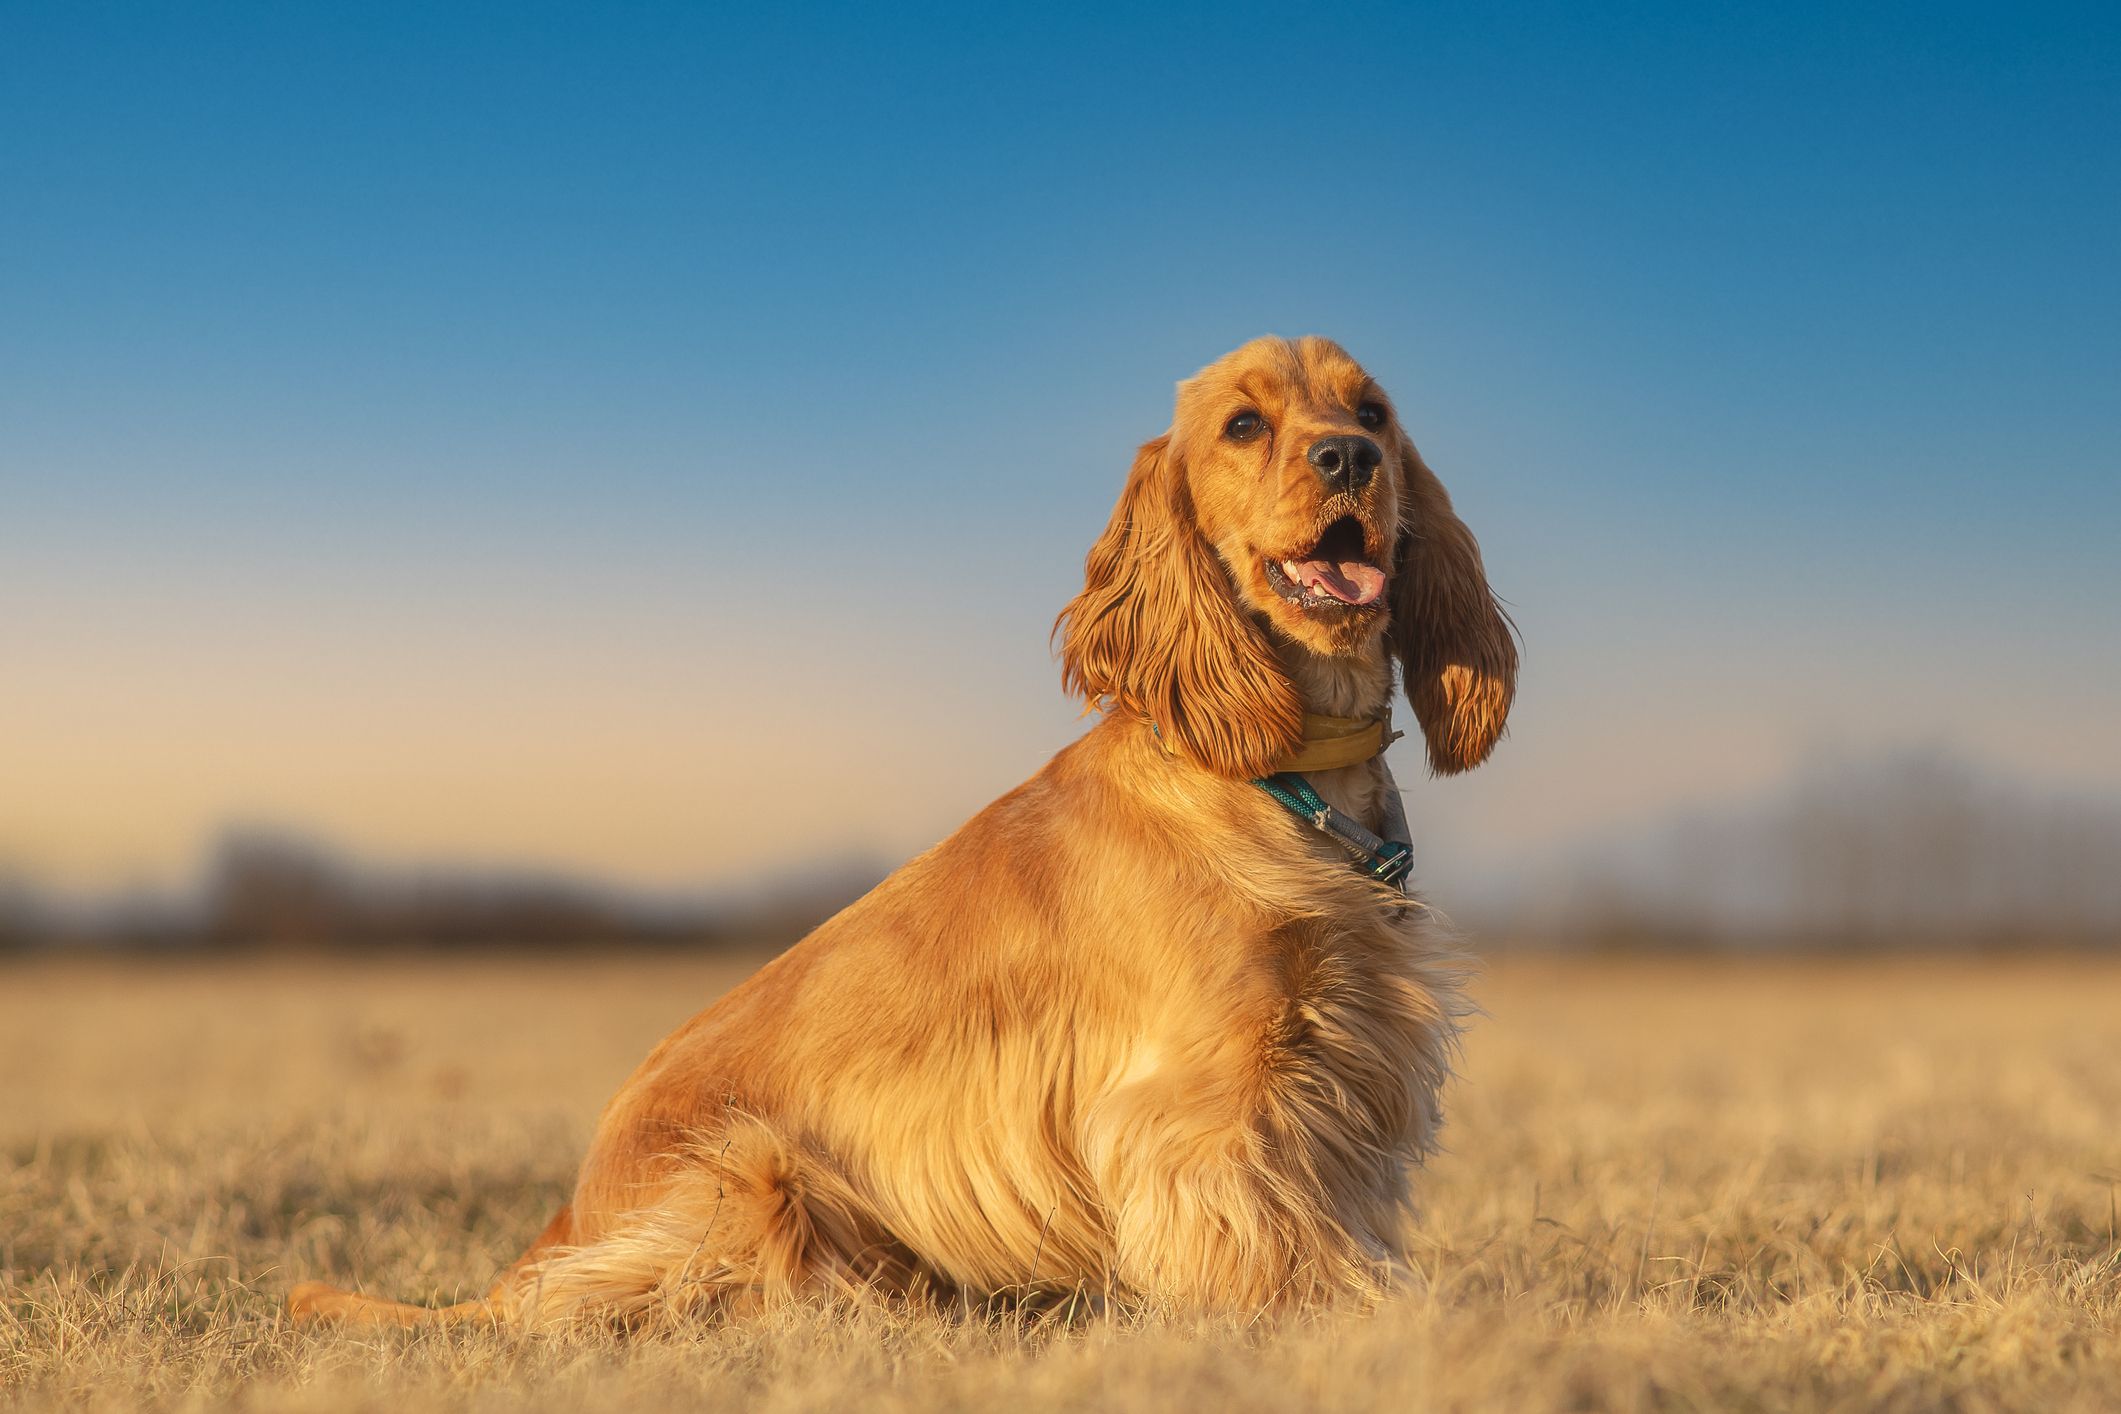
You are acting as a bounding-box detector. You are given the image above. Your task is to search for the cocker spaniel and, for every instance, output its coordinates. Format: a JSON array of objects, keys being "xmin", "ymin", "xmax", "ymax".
[{"xmin": 289, "ymin": 334, "xmax": 1517, "ymax": 1325}]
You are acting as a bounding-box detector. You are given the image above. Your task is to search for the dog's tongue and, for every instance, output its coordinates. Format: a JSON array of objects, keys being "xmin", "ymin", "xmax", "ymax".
[{"xmin": 1283, "ymin": 556, "xmax": 1387, "ymax": 606}]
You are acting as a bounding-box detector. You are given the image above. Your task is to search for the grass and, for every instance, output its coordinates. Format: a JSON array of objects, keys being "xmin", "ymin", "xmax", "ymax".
[{"xmin": 4, "ymin": 949, "xmax": 2120, "ymax": 1411}]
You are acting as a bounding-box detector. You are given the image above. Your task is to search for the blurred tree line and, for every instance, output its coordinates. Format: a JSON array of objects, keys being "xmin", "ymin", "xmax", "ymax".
[
  {"xmin": 0, "ymin": 832, "xmax": 879, "ymax": 956},
  {"xmin": 1515, "ymin": 751, "xmax": 2121, "ymax": 950},
  {"xmin": 6, "ymin": 752, "xmax": 2119, "ymax": 955}
]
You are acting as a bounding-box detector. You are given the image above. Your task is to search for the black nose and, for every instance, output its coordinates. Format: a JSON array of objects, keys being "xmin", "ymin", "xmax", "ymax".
[{"xmin": 1306, "ymin": 435, "xmax": 1381, "ymax": 492}]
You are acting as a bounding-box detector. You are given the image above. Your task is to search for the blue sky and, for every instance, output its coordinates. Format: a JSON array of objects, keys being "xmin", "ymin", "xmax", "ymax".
[{"xmin": 2, "ymin": 1, "xmax": 2116, "ymax": 893}]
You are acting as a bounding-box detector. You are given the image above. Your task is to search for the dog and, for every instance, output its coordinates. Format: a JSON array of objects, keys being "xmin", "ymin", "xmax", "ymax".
[{"xmin": 288, "ymin": 334, "xmax": 1516, "ymax": 1326}]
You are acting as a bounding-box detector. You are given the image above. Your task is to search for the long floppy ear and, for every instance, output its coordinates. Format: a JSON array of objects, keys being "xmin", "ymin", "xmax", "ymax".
[
  {"xmin": 1057, "ymin": 434, "xmax": 1302, "ymax": 777},
  {"xmin": 1390, "ymin": 439, "xmax": 1519, "ymax": 774}
]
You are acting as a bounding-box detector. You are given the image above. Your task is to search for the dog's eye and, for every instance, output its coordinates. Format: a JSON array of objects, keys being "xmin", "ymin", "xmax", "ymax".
[
  {"xmin": 1224, "ymin": 411, "xmax": 1266, "ymax": 442},
  {"xmin": 1356, "ymin": 401, "xmax": 1388, "ymax": 431}
]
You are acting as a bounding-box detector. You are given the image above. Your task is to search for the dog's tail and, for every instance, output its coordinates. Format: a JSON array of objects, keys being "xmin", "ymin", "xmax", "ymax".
[
  {"xmin": 289, "ymin": 1115, "xmax": 922, "ymax": 1328},
  {"xmin": 285, "ymin": 1281, "xmax": 495, "ymax": 1328},
  {"xmin": 286, "ymin": 1201, "xmax": 575, "ymax": 1328}
]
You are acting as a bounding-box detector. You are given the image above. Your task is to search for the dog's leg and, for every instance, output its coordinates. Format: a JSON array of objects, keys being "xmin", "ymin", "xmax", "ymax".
[
  {"xmin": 1105, "ymin": 1156, "xmax": 1381, "ymax": 1310},
  {"xmin": 1090, "ymin": 1070, "xmax": 1392, "ymax": 1311},
  {"xmin": 501, "ymin": 1114, "xmax": 924, "ymax": 1324}
]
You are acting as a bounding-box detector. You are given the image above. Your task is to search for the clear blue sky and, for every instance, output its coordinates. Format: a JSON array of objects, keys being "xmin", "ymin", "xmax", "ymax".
[{"xmin": 2, "ymin": 1, "xmax": 2116, "ymax": 893}]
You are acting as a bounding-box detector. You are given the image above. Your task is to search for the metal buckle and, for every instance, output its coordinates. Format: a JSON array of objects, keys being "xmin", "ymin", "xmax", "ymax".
[
  {"xmin": 1313, "ymin": 804, "xmax": 1414, "ymax": 894},
  {"xmin": 1368, "ymin": 841, "xmax": 1413, "ymax": 890}
]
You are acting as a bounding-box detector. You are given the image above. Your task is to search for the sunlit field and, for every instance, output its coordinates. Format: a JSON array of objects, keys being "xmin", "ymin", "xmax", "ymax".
[{"xmin": 5, "ymin": 949, "xmax": 2119, "ymax": 1412}]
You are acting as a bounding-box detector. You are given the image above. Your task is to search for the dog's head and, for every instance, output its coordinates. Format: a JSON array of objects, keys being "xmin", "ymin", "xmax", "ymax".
[{"xmin": 1058, "ymin": 336, "xmax": 1517, "ymax": 779}]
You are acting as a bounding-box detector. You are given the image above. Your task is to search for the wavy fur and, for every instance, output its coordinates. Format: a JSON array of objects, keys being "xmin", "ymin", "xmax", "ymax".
[
  {"xmin": 1390, "ymin": 437, "xmax": 1521, "ymax": 774},
  {"xmin": 1057, "ymin": 435, "xmax": 1306, "ymax": 779}
]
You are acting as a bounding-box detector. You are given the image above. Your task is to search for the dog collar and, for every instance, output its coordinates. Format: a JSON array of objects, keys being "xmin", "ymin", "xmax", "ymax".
[
  {"xmin": 1275, "ymin": 712, "xmax": 1399, "ymax": 773},
  {"xmin": 1143, "ymin": 711, "xmax": 1414, "ymax": 892},
  {"xmin": 1142, "ymin": 711, "xmax": 1399, "ymax": 774}
]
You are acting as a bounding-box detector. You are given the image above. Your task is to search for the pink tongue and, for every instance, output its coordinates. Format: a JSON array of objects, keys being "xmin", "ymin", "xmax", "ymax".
[{"xmin": 1287, "ymin": 558, "xmax": 1386, "ymax": 605}]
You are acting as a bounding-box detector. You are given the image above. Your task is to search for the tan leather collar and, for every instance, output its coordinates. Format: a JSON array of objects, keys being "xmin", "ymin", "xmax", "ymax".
[
  {"xmin": 1275, "ymin": 713, "xmax": 1397, "ymax": 772},
  {"xmin": 1147, "ymin": 711, "xmax": 1398, "ymax": 774}
]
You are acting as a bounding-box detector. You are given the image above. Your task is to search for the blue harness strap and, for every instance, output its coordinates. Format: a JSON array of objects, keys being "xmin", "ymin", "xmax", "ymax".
[{"xmin": 1253, "ymin": 772, "xmax": 1414, "ymax": 892}]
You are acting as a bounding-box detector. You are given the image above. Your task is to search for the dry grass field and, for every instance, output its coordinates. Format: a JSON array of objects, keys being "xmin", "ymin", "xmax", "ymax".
[{"xmin": 4, "ymin": 948, "xmax": 2120, "ymax": 1412}]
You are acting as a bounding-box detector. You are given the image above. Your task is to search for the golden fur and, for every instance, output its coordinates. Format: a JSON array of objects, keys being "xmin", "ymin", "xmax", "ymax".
[{"xmin": 287, "ymin": 335, "xmax": 1518, "ymax": 1327}]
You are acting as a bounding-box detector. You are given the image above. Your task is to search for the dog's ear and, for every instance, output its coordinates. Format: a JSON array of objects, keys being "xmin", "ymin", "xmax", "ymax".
[
  {"xmin": 1058, "ymin": 434, "xmax": 1302, "ymax": 777},
  {"xmin": 1389, "ymin": 437, "xmax": 1518, "ymax": 774}
]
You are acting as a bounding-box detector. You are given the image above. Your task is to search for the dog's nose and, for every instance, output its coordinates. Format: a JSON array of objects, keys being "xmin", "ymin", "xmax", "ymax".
[{"xmin": 1306, "ymin": 435, "xmax": 1381, "ymax": 492}]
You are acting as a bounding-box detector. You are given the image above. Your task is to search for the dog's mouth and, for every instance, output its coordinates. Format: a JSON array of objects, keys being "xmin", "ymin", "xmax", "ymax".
[{"xmin": 1262, "ymin": 515, "xmax": 1388, "ymax": 611}]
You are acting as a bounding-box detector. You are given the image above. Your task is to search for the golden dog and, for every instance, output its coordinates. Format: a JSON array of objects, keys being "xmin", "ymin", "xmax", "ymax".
[{"xmin": 289, "ymin": 335, "xmax": 1516, "ymax": 1325}]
